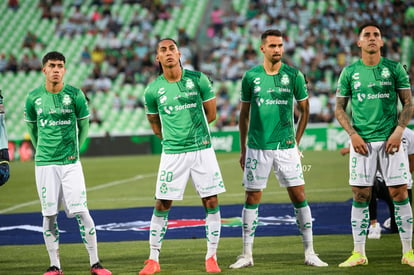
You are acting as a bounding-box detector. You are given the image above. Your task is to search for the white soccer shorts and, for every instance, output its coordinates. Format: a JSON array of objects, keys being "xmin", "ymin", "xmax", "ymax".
[
  {"xmin": 35, "ymin": 161, "xmax": 88, "ymax": 217},
  {"xmin": 242, "ymin": 146, "xmax": 305, "ymax": 190},
  {"xmin": 349, "ymin": 141, "xmax": 410, "ymax": 186},
  {"xmin": 155, "ymin": 147, "xmax": 226, "ymax": 200}
]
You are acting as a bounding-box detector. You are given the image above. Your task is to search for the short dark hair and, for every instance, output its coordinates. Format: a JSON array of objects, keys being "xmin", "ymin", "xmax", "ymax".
[
  {"xmin": 261, "ymin": 29, "xmax": 283, "ymax": 43},
  {"xmin": 42, "ymin": 51, "xmax": 65, "ymax": 66},
  {"xmin": 157, "ymin": 38, "xmax": 179, "ymax": 52},
  {"xmin": 358, "ymin": 22, "xmax": 382, "ymax": 36}
]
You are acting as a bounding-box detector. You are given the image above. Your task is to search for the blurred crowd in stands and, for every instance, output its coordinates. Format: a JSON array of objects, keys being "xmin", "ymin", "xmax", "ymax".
[{"xmin": 2, "ymin": 0, "xmax": 414, "ymax": 127}]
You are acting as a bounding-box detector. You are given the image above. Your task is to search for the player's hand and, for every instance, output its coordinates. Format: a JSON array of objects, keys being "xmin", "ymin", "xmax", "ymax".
[
  {"xmin": 351, "ymin": 133, "xmax": 368, "ymax": 155},
  {"xmin": 0, "ymin": 148, "xmax": 10, "ymax": 186},
  {"xmin": 340, "ymin": 147, "xmax": 350, "ymax": 156},
  {"xmin": 386, "ymin": 126, "xmax": 403, "ymax": 154},
  {"xmin": 239, "ymin": 150, "xmax": 246, "ymax": 171}
]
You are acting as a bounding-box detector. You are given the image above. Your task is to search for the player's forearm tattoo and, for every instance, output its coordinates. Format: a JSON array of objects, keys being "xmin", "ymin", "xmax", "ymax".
[
  {"xmin": 147, "ymin": 115, "xmax": 162, "ymax": 139},
  {"xmin": 335, "ymin": 97, "xmax": 356, "ymax": 136},
  {"xmin": 398, "ymin": 89, "xmax": 412, "ymax": 128}
]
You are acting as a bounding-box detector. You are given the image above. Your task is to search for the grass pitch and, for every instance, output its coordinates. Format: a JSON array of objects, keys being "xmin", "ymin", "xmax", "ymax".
[{"xmin": 1, "ymin": 151, "xmax": 412, "ymax": 274}]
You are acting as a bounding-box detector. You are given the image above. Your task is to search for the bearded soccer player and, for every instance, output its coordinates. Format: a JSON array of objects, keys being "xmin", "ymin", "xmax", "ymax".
[
  {"xmin": 229, "ymin": 29, "xmax": 328, "ymax": 269},
  {"xmin": 139, "ymin": 38, "xmax": 226, "ymax": 275},
  {"xmin": 24, "ymin": 51, "xmax": 111, "ymax": 275},
  {"xmin": 335, "ymin": 22, "xmax": 414, "ymax": 267}
]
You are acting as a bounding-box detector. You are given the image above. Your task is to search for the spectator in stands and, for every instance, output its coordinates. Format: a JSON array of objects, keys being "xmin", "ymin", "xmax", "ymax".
[
  {"xmin": 19, "ymin": 53, "xmax": 31, "ymax": 73},
  {"xmin": 8, "ymin": 0, "xmax": 19, "ymax": 11},
  {"xmin": 210, "ymin": 6, "xmax": 224, "ymax": 36},
  {"xmin": 0, "ymin": 53, "xmax": 8, "ymax": 73},
  {"xmin": 91, "ymin": 46, "xmax": 105, "ymax": 64},
  {"xmin": 6, "ymin": 54, "xmax": 18, "ymax": 73},
  {"xmin": 81, "ymin": 46, "xmax": 91, "ymax": 63},
  {"xmin": 22, "ymin": 31, "xmax": 43, "ymax": 50},
  {"xmin": 50, "ymin": 0, "xmax": 63, "ymax": 20},
  {"xmin": 90, "ymin": 107, "xmax": 103, "ymax": 126}
]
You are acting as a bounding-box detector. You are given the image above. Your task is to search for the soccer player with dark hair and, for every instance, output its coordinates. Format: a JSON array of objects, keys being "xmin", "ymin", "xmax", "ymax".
[
  {"xmin": 335, "ymin": 22, "xmax": 414, "ymax": 267},
  {"xmin": 229, "ymin": 29, "xmax": 328, "ymax": 269},
  {"xmin": 24, "ymin": 51, "xmax": 112, "ymax": 275},
  {"xmin": 139, "ymin": 39, "xmax": 226, "ymax": 274}
]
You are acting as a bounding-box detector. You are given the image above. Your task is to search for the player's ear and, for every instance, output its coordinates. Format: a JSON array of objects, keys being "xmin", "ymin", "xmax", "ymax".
[{"xmin": 260, "ymin": 44, "xmax": 265, "ymax": 53}]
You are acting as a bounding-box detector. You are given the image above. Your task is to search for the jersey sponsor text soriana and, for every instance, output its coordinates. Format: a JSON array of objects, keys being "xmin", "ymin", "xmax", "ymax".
[
  {"xmin": 336, "ymin": 57, "xmax": 411, "ymax": 142},
  {"xmin": 24, "ymin": 84, "xmax": 90, "ymax": 165},
  {"xmin": 144, "ymin": 69, "xmax": 215, "ymax": 153},
  {"xmin": 241, "ymin": 64, "xmax": 308, "ymax": 149}
]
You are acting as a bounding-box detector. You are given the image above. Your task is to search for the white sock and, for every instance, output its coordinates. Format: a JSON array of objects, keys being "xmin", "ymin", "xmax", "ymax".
[
  {"xmin": 149, "ymin": 210, "xmax": 169, "ymax": 262},
  {"xmin": 75, "ymin": 212, "xmax": 99, "ymax": 266},
  {"xmin": 394, "ymin": 199, "xmax": 413, "ymax": 254},
  {"xmin": 351, "ymin": 201, "xmax": 369, "ymax": 256},
  {"xmin": 205, "ymin": 208, "xmax": 221, "ymax": 260},
  {"xmin": 242, "ymin": 204, "xmax": 259, "ymax": 257},
  {"xmin": 294, "ymin": 202, "xmax": 315, "ymax": 255},
  {"xmin": 43, "ymin": 215, "xmax": 61, "ymax": 269}
]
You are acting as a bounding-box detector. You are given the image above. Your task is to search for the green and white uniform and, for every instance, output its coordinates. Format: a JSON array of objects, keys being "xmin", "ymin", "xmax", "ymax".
[
  {"xmin": 144, "ymin": 69, "xmax": 225, "ymax": 199},
  {"xmin": 241, "ymin": 64, "xmax": 308, "ymax": 189},
  {"xmin": 24, "ymin": 84, "xmax": 89, "ymax": 165},
  {"xmin": 24, "ymin": 84, "xmax": 90, "ymax": 216},
  {"xmin": 336, "ymin": 57, "xmax": 411, "ymax": 186}
]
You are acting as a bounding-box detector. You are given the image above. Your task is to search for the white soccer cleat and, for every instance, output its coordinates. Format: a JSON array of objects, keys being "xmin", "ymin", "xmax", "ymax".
[
  {"xmin": 229, "ymin": 255, "xmax": 254, "ymax": 269},
  {"xmin": 304, "ymin": 253, "xmax": 328, "ymax": 267},
  {"xmin": 368, "ymin": 222, "xmax": 382, "ymax": 239}
]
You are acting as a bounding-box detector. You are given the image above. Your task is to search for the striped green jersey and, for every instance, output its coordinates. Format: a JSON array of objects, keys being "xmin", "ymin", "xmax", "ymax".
[
  {"xmin": 336, "ymin": 57, "xmax": 410, "ymax": 142},
  {"xmin": 241, "ymin": 64, "xmax": 308, "ymax": 149},
  {"xmin": 24, "ymin": 84, "xmax": 90, "ymax": 165},
  {"xmin": 144, "ymin": 69, "xmax": 215, "ymax": 153}
]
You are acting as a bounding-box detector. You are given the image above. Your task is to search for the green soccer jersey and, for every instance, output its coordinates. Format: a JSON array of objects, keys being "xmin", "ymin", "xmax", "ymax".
[
  {"xmin": 241, "ymin": 64, "xmax": 308, "ymax": 149},
  {"xmin": 24, "ymin": 84, "xmax": 90, "ymax": 165},
  {"xmin": 144, "ymin": 69, "xmax": 215, "ymax": 153},
  {"xmin": 336, "ymin": 57, "xmax": 410, "ymax": 142}
]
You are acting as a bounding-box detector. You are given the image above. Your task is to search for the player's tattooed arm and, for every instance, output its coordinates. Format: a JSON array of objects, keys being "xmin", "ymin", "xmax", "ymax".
[
  {"xmin": 398, "ymin": 88, "xmax": 412, "ymax": 128},
  {"xmin": 147, "ymin": 114, "xmax": 162, "ymax": 139},
  {"xmin": 334, "ymin": 96, "xmax": 356, "ymax": 136}
]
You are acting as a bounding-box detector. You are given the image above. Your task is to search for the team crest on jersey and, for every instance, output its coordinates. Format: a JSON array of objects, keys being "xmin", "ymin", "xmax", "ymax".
[
  {"xmin": 281, "ymin": 74, "xmax": 289, "ymax": 85},
  {"xmin": 160, "ymin": 95, "xmax": 167, "ymax": 104},
  {"xmin": 381, "ymin": 67, "xmax": 390, "ymax": 79},
  {"xmin": 185, "ymin": 79, "xmax": 195, "ymax": 89},
  {"xmin": 62, "ymin": 94, "xmax": 71, "ymax": 106}
]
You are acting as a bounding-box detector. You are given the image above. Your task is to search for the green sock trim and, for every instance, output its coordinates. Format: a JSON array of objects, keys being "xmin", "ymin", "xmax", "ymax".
[
  {"xmin": 293, "ymin": 200, "xmax": 308, "ymax": 208},
  {"xmin": 153, "ymin": 209, "xmax": 169, "ymax": 217},
  {"xmin": 205, "ymin": 206, "xmax": 220, "ymax": 214},
  {"xmin": 352, "ymin": 200, "xmax": 369, "ymax": 208},
  {"xmin": 244, "ymin": 203, "xmax": 259, "ymax": 209},
  {"xmin": 393, "ymin": 197, "xmax": 410, "ymax": 205}
]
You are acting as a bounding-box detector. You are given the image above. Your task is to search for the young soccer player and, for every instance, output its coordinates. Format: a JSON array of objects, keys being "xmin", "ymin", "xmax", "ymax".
[
  {"xmin": 230, "ymin": 29, "xmax": 328, "ymax": 269},
  {"xmin": 24, "ymin": 51, "xmax": 111, "ymax": 275},
  {"xmin": 139, "ymin": 39, "xmax": 226, "ymax": 275},
  {"xmin": 335, "ymin": 22, "xmax": 413, "ymax": 267}
]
